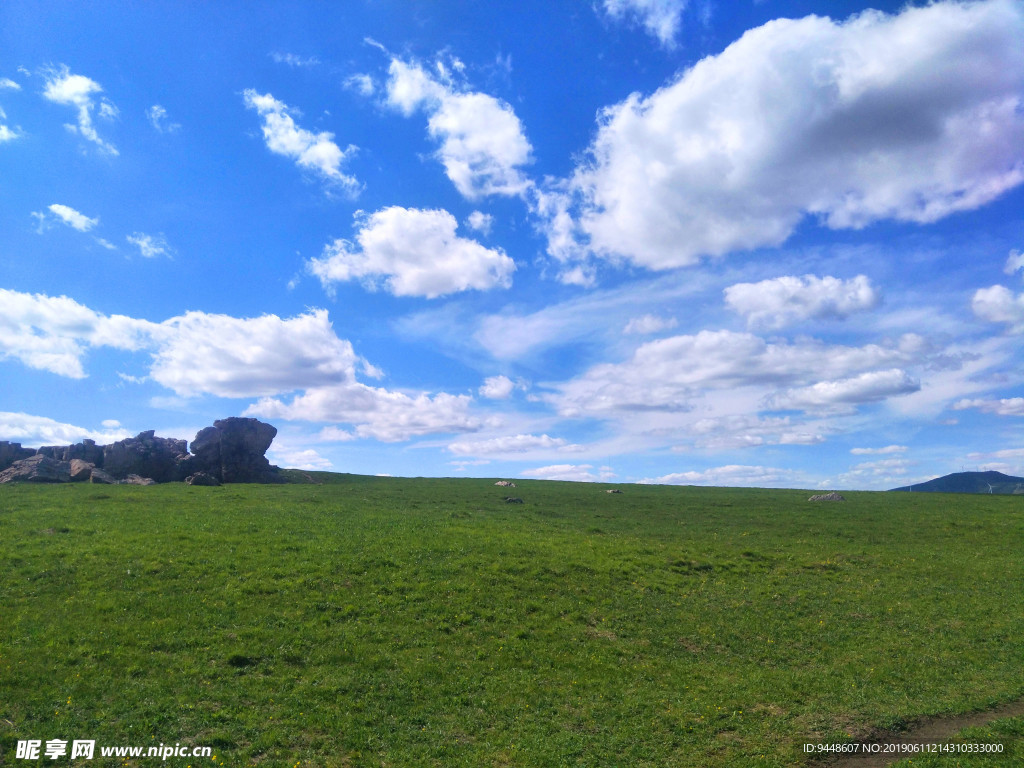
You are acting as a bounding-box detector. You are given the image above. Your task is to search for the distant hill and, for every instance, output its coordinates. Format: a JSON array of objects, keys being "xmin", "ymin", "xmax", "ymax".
[{"xmin": 891, "ymin": 470, "xmax": 1024, "ymax": 494}]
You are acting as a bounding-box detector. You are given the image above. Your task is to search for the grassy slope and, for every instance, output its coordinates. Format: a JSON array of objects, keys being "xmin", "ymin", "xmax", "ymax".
[{"xmin": 0, "ymin": 478, "xmax": 1022, "ymax": 766}]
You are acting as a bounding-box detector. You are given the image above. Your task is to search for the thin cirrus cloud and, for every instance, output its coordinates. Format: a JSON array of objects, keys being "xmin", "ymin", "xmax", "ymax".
[
  {"xmin": 384, "ymin": 56, "xmax": 533, "ymax": 200},
  {"xmin": 126, "ymin": 232, "xmax": 174, "ymax": 258},
  {"xmin": 448, "ymin": 433, "xmax": 575, "ymax": 456},
  {"xmin": 41, "ymin": 65, "xmax": 118, "ymax": 155},
  {"xmin": 540, "ymin": 0, "xmax": 1024, "ymax": 275},
  {"xmin": 242, "ymin": 89, "xmax": 360, "ymax": 196},
  {"xmin": 307, "ymin": 206, "xmax": 515, "ymax": 298},
  {"xmin": 146, "ymin": 104, "xmax": 180, "ymax": 133}
]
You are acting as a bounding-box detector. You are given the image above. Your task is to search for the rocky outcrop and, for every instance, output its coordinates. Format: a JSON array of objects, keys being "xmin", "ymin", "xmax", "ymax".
[
  {"xmin": 37, "ymin": 439, "xmax": 104, "ymax": 465},
  {"xmin": 0, "ymin": 418, "xmax": 281, "ymax": 485},
  {"xmin": 0, "ymin": 441, "xmax": 35, "ymax": 472},
  {"xmin": 102, "ymin": 431, "xmax": 190, "ymax": 484},
  {"xmin": 0, "ymin": 455, "xmax": 72, "ymax": 483},
  {"xmin": 189, "ymin": 418, "xmax": 281, "ymax": 483}
]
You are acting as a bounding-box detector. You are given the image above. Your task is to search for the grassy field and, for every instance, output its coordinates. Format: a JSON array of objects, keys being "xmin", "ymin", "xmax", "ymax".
[{"xmin": 1, "ymin": 476, "xmax": 1022, "ymax": 766}]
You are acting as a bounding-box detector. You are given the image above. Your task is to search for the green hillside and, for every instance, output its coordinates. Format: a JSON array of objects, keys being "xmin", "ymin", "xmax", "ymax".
[{"xmin": 1, "ymin": 477, "xmax": 1022, "ymax": 766}]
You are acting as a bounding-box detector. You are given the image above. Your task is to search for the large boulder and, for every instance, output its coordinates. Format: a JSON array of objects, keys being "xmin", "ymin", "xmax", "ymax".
[
  {"xmin": 0, "ymin": 441, "xmax": 35, "ymax": 472},
  {"xmin": 103, "ymin": 431, "xmax": 189, "ymax": 483},
  {"xmin": 189, "ymin": 417, "xmax": 281, "ymax": 483},
  {"xmin": 0, "ymin": 454, "xmax": 72, "ymax": 483},
  {"xmin": 90, "ymin": 468, "xmax": 117, "ymax": 484},
  {"xmin": 69, "ymin": 459, "xmax": 95, "ymax": 482}
]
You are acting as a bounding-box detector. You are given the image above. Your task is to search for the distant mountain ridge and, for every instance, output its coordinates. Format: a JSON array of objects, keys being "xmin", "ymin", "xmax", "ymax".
[{"xmin": 891, "ymin": 470, "xmax": 1024, "ymax": 494}]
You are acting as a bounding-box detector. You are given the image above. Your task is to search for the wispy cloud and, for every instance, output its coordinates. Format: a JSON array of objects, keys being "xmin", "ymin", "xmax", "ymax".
[
  {"xmin": 42, "ymin": 65, "xmax": 118, "ymax": 155},
  {"xmin": 243, "ymin": 89, "xmax": 360, "ymax": 196},
  {"xmin": 126, "ymin": 232, "xmax": 174, "ymax": 259},
  {"xmin": 146, "ymin": 104, "xmax": 180, "ymax": 133}
]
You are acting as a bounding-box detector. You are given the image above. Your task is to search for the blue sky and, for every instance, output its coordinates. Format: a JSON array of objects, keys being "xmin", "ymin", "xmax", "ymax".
[{"xmin": 2, "ymin": 0, "xmax": 1023, "ymax": 489}]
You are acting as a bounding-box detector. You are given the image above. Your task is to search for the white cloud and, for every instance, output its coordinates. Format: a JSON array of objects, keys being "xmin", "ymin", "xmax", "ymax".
[
  {"xmin": 449, "ymin": 433, "xmax": 574, "ymax": 456},
  {"xmin": 146, "ymin": 104, "xmax": 180, "ymax": 133},
  {"xmin": 0, "ymin": 289, "xmax": 157, "ymax": 378},
  {"xmin": 344, "ymin": 74, "xmax": 376, "ymax": 97},
  {"xmin": 1004, "ymin": 249, "xmax": 1024, "ymax": 277},
  {"xmin": 271, "ymin": 52, "xmax": 320, "ymax": 68},
  {"xmin": 0, "ymin": 79, "xmax": 19, "ymax": 142},
  {"xmin": 972, "ymin": 285, "xmax": 1024, "ymax": 332},
  {"xmin": 689, "ymin": 414, "xmax": 827, "ymax": 450},
  {"xmin": 466, "ymin": 210, "xmax": 494, "ymax": 235},
  {"xmin": 546, "ymin": 0, "xmax": 1024, "ymax": 272},
  {"xmin": 126, "ymin": 232, "xmax": 174, "ymax": 258},
  {"xmin": 851, "ymin": 445, "xmax": 907, "ymax": 456},
  {"xmin": 0, "ymin": 411, "xmax": 131, "ymax": 447},
  {"xmin": 551, "ymin": 330, "xmax": 930, "ymax": 416},
  {"xmin": 953, "ymin": 397, "xmax": 1024, "ymax": 416},
  {"xmin": 51, "ymin": 203, "xmax": 98, "ymax": 232},
  {"xmin": 0, "ymin": 288, "xmax": 478, "ymax": 444},
  {"xmin": 768, "ymin": 369, "xmax": 920, "ymax": 412},
  {"xmin": 641, "ymin": 464, "xmax": 801, "ymax": 487},
  {"xmin": 385, "ymin": 57, "xmax": 533, "ymax": 199},
  {"xmin": 247, "ymin": 386, "xmax": 480, "ymax": 443},
  {"xmin": 724, "ymin": 274, "xmax": 879, "ymax": 329},
  {"xmin": 308, "ymin": 206, "xmax": 515, "ymax": 298},
  {"xmin": 837, "ymin": 457, "xmax": 913, "ymax": 487},
  {"xmin": 623, "ymin": 314, "xmax": 678, "ymax": 335},
  {"xmin": 42, "ymin": 65, "xmax": 118, "ymax": 155},
  {"xmin": 243, "ymin": 89, "xmax": 360, "ymax": 195},
  {"xmin": 268, "ymin": 447, "xmax": 333, "ymax": 471},
  {"xmin": 479, "ymin": 375, "xmax": 515, "ymax": 399},
  {"xmin": 602, "ymin": 0, "xmax": 687, "ymax": 48},
  {"xmin": 520, "ymin": 464, "xmax": 615, "ymax": 482},
  {"xmin": 149, "ymin": 309, "xmax": 359, "ymax": 398}
]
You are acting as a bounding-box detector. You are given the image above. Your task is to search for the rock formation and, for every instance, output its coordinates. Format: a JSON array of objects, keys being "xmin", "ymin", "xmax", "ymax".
[
  {"xmin": 0, "ymin": 417, "xmax": 281, "ymax": 485},
  {"xmin": 103, "ymin": 431, "xmax": 190, "ymax": 484},
  {"xmin": 0, "ymin": 441, "xmax": 35, "ymax": 472},
  {"xmin": 189, "ymin": 417, "xmax": 282, "ymax": 483}
]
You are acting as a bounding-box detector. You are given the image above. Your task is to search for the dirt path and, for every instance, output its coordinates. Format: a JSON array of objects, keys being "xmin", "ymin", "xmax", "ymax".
[{"xmin": 816, "ymin": 698, "xmax": 1024, "ymax": 768}]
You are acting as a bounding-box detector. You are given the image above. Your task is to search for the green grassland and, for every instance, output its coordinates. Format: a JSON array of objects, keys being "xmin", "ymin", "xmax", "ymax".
[{"xmin": 1, "ymin": 476, "xmax": 1022, "ymax": 766}]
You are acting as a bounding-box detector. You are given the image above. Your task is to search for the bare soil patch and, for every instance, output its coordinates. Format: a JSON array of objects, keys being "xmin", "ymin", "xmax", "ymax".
[{"xmin": 816, "ymin": 698, "xmax": 1024, "ymax": 767}]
